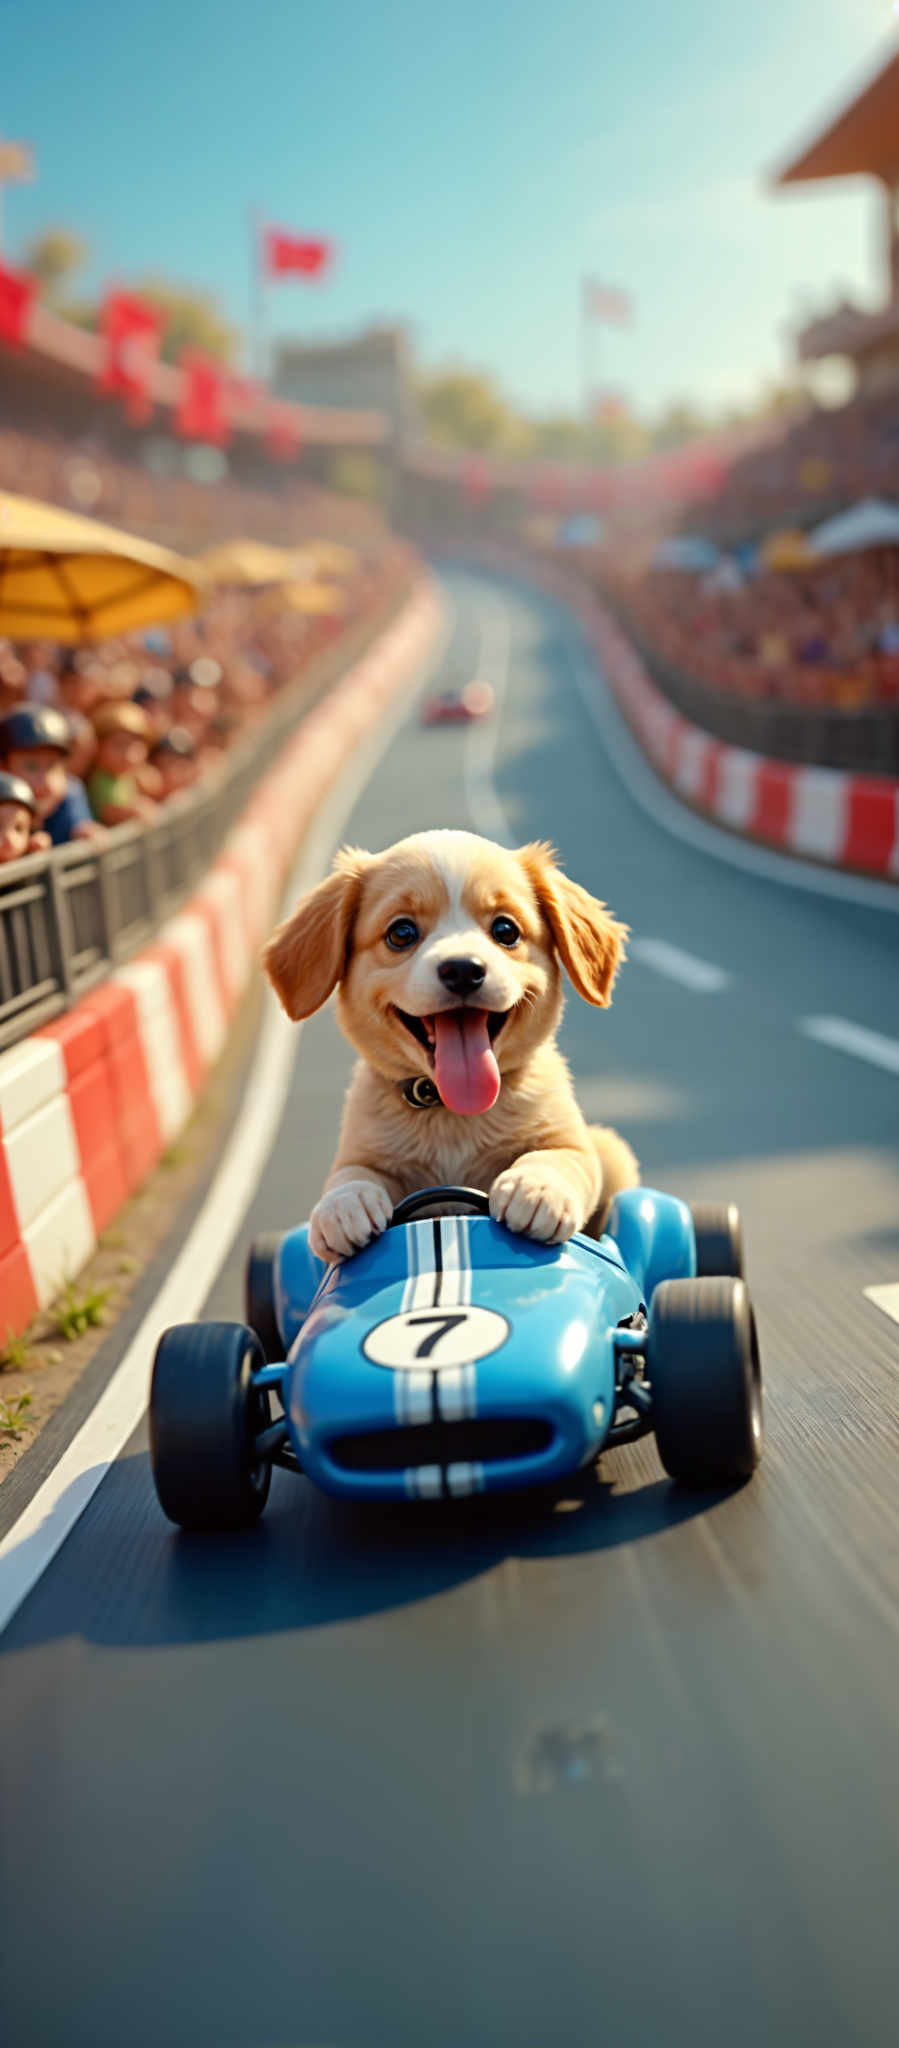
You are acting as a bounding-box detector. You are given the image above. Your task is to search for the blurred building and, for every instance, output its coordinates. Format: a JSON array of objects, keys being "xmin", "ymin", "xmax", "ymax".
[
  {"xmin": 273, "ymin": 326, "xmax": 417, "ymax": 441},
  {"xmin": 776, "ymin": 46, "xmax": 899, "ymax": 395}
]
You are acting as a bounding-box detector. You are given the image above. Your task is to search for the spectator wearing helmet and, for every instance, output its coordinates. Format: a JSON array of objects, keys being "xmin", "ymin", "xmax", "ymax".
[
  {"xmin": 87, "ymin": 703, "xmax": 156, "ymax": 825},
  {"xmin": 0, "ymin": 771, "xmax": 45, "ymax": 864},
  {"xmin": 0, "ymin": 704, "xmax": 100, "ymax": 845},
  {"xmin": 148, "ymin": 726, "xmax": 198, "ymax": 801}
]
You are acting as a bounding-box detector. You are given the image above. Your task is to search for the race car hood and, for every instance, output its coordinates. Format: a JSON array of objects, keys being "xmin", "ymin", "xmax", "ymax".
[{"xmin": 283, "ymin": 1215, "xmax": 639, "ymax": 1499}]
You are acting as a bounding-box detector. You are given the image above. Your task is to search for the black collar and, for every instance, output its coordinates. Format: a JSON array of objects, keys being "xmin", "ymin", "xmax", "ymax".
[{"xmin": 401, "ymin": 1075, "xmax": 442, "ymax": 1109}]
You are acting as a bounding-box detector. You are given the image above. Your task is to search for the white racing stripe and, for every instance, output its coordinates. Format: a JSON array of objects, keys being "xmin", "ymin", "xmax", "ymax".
[
  {"xmin": 446, "ymin": 1461, "xmax": 485, "ymax": 1497},
  {"xmin": 0, "ymin": 596, "xmax": 452, "ymax": 1640},
  {"xmin": 406, "ymin": 1465, "xmax": 443, "ymax": 1499},
  {"xmin": 799, "ymin": 1017, "xmax": 899, "ymax": 1076},
  {"xmin": 630, "ymin": 938, "xmax": 732, "ymax": 993},
  {"xmin": 395, "ymin": 1370, "xmax": 434, "ymax": 1426}
]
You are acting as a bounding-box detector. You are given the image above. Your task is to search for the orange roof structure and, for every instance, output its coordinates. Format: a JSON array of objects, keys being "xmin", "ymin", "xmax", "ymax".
[{"xmin": 774, "ymin": 45, "xmax": 899, "ymax": 184}]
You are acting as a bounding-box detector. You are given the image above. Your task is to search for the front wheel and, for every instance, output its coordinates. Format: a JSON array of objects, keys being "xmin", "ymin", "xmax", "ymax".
[
  {"xmin": 149, "ymin": 1321, "xmax": 272, "ymax": 1529},
  {"xmin": 689, "ymin": 1201, "xmax": 744, "ymax": 1279},
  {"xmin": 647, "ymin": 1277, "xmax": 762, "ymax": 1486}
]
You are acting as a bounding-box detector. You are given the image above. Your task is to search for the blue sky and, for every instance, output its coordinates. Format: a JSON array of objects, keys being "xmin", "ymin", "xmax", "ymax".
[{"xmin": 3, "ymin": 0, "xmax": 897, "ymax": 419}]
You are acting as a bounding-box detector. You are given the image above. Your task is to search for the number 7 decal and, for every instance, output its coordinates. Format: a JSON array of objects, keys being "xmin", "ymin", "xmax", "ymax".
[{"xmin": 406, "ymin": 1313, "xmax": 469, "ymax": 1358}]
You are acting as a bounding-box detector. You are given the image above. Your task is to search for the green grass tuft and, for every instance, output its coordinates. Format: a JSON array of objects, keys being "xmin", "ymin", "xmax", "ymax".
[
  {"xmin": 54, "ymin": 1279, "xmax": 112, "ymax": 1343},
  {"xmin": 0, "ymin": 1391, "xmax": 33, "ymax": 1439},
  {"xmin": 0, "ymin": 1330, "xmax": 30, "ymax": 1373}
]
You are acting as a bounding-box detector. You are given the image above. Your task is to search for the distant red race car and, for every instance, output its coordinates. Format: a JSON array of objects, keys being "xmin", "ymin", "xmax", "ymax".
[{"xmin": 422, "ymin": 680, "xmax": 495, "ymax": 725}]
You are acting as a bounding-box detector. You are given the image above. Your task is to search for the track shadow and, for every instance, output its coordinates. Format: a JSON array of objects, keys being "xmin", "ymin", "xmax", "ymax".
[{"xmin": 3, "ymin": 1448, "xmax": 731, "ymax": 1651}]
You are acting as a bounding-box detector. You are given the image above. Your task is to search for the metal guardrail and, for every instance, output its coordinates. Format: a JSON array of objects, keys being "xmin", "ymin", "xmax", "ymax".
[{"xmin": 0, "ymin": 580, "xmax": 410, "ymax": 1053}]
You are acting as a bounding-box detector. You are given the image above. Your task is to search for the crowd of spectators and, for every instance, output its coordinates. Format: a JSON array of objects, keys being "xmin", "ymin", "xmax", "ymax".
[
  {"xmin": 0, "ymin": 423, "xmax": 381, "ymax": 557},
  {"xmin": 584, "ymin": 378, "xmax": 899, "ymax": 721},
  {"xmin": 599, "ymin": 545, "xmax": 899, "ymax": 712},
  {"xmin": 696, "ymin": 384, "xmax": 899, "ymax": 548},
  {"xmin": 0, "ymin": 540, "xmax": 411, "ymax": 870}
]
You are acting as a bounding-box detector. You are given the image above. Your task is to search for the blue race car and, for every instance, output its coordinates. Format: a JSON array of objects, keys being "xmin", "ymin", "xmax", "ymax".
[{"xmin": 149, "ymin": 1185, "xmax": 763, "ymax": 1528}]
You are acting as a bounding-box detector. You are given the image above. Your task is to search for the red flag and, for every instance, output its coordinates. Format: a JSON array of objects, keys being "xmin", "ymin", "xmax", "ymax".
[
  {"xmin": 99, "ymin": 291, "xmax": 163, "ymax": 421},
  {"xmin": 582, "ymin": 278, "xmax": 632, "ymax": 325},
  {"xmin": 264, "ymin": 227, "xmax": 334, "ymax": 278},
  {"xmin": 0, "ymin": 259, "xmax": 37, "ymax": 347},
  {"xmin": 265, "ymin": 400, "xmax": 302, "ymax": 461},
  {"xmin": 175, "ymin": 350, "xmax": 230, "ymax": 445}
]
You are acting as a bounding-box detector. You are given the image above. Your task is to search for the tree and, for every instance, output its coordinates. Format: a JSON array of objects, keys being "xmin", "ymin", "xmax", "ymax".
[
  {"xmin": 18, "ymin": 226, "xmax": 239, "ymax": 363},
  {"xmin": 650, "ymin": 400, "xmax": 711, "ymax": 451},
  {"xmin": 417, "ymin": 367, "xmax": 533, "ymax": 455},
  {"xmin": 130, "ymin": 279, "xmax": 238, "ymax": 364},
  {"xmin": 21, "ymin": 227, "xmax": 89, "ymax": 306}
]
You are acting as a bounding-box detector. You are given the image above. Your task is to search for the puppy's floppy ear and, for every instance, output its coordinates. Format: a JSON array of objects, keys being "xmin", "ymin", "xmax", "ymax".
[
  {"xmin": 520, "ymin": 841, "xmax": 628, "ymax": 1008},
  {"xmin": 263, "ymin": 846, "xmax": 369, "ymax": 1020}
]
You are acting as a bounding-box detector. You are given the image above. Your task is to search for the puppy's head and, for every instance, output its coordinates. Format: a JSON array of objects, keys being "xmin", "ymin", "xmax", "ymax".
[{"xmin": 264, "ymin": 830, "xmax": 627, "ymax": 1115}]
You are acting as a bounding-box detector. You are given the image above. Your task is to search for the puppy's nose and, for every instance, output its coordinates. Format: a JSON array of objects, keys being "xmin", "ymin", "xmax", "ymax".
[{"xmin": 438, "ymin": 955, "xmax": 487, "ymax": 997}]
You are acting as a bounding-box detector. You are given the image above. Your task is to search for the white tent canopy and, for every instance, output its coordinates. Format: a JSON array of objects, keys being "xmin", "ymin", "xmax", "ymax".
[{"xmin": 807, "ymin": 498, "xmax": 899, "ymax": 558}]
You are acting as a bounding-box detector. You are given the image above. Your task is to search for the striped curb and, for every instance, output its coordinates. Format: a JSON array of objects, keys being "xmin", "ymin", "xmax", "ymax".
[
  {"xmin": 477, "ymin": 543, "xmax": 899, "ymax": 882},
  {"xmin": 0, "ymin": 583, "xmax": 441, "ymax": 1343}
]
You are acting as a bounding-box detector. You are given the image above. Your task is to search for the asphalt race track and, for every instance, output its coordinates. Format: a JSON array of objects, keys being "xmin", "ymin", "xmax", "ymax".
[{"xmin": 2, "ymin": 566, "xmax": 898, "ymax": 2048}]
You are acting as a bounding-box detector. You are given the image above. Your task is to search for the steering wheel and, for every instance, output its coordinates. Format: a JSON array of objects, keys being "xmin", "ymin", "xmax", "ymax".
[{"xmin": 389, "ymin": 1185, "xmax": 491, "ymax": 1227}]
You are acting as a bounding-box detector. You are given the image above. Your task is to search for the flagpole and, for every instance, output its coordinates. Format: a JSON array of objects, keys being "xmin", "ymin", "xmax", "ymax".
[
  {"xmin": 580, "ymin": 276, "xmax": 595, "ymax": 433},
  {"xmin": 249, "ymin": 205, "xmax": 267, "ymax": 382}
]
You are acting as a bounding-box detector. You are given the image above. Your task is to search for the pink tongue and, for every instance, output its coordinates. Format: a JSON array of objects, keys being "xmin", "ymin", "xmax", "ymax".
[{"xmin": 432, "ymin": 1008, "xmax": 500, "ymax": 1115}]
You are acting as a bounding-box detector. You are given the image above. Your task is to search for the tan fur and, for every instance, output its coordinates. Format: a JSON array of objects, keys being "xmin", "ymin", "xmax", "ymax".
[{"xmin": 264, "ymin": 829, "xmax": 639, "ymax": 1260}]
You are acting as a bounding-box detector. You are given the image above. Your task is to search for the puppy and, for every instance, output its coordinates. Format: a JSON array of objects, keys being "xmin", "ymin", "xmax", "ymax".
[{"xmin": 264, "ymin": 830, "xmax": 639, "ymax": 1264}]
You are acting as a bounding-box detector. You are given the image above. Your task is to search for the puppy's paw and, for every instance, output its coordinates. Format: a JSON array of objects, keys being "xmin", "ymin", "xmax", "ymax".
[
  {"xmin": 309, "ymin": 1180, "xmax": 393, "ymax": 1263},
  {"xmin": 489, "ymin": 1165, "xmax": 582, "ymax": 1246}
]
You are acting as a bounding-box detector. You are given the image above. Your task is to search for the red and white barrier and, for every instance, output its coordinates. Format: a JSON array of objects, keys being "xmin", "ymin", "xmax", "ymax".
[
  {"xmin": 581, "ymin": 594, "xmax": 899, "ymax": 879},
  {"xmin": 0, "ymin": 584, "xmax": 440, "ymax": 1341},
  {"xmin": 477, "ymin": 543, "xmax": 899, "ymax": 882}
]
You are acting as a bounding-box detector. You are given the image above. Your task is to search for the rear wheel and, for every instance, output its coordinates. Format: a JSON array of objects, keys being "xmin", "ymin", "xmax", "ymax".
[
  {"xmin": 245, "ymin": 1233, "xmax": 284, "ymax": 1360},
  {"xmin": 149, "ymin": 1321, "xmax": 271, "ymax": 1529},
  {"xmin": 690, "ymin": 1201, "xmax": 744, "ymax": 1279},
  {"xmin": 647, "ymin": 1276, "xmax": 762, "ymax": 1486}
]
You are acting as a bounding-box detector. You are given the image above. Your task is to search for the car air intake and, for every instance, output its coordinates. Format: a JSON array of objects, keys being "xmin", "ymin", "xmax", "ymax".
[{"xmin": 329, "ymin": 1416, "xmax": 554, "ymax": 1473}]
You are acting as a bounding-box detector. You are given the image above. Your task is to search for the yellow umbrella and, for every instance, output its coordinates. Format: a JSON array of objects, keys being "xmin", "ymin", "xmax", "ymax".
[
  {"xmin": 0, "ymin": 490, "xmax": 199, "ymax": 642},
  {"xmin": 760, "ymin": 528, "xmax": 811, "ymax": 572},
  {"xmin": 306, "ymin": 541, "xmax": 358, "ymax": 578},
  {"xmin": 262, "ymin": 579, "xmax": 346, "ymax": 617},
  {"xmin": 198, "ymin": 539, "xmax": 318, "ymax": 588}
]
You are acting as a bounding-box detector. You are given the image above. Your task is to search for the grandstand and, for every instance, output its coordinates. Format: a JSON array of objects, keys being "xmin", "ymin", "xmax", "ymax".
[{"xmin": 0, "ymin": 295, "xmax": 391, "ymax": 552}]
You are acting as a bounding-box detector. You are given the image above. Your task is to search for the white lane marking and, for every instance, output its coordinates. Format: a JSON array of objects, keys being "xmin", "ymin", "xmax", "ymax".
[
  {"xmin": 463, "ymin": 601, "xmax": 513, "ymax": 844},
  {"xmin": 630, "ymin": 937, "xmax": 732, "ymax": 993},
  {"xmin": 798, "ymin": 1016, "xmax": 899, "ymax": 1076},
  {"xmin": 863, "ymin": 1282, "xmax": 899, "ymax": 1328},
  {"xmin": 0, "ymin": 597, "xmax": 452, "ymax": 1640},
  {"xmin": 561, "ymin": 636, "xmax": 899, "ymax": 916}
]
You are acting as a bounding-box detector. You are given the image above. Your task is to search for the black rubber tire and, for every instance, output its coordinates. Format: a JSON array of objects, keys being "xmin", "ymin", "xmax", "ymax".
[
  {"xmin": 149, "ymin": 1321, "xmax": 272, "ymax": 1530},
  {"xmin": 245, "ymin": 1233, "xmax": 284, "ymax": 1360},
  {"xmin": 647, "ymin": 1277, "xmax": 763, "ymax": 1486},
  {"xmin": 690, "ymin": 1201, "xmax": 745, "ymax": 1280}
]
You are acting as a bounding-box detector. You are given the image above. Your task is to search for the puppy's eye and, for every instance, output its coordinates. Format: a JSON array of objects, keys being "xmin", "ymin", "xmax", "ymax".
[
  {"xmin": 385, "ymin": 916, "xmax": 419, "ymax": 950},
  {"xmin": 491, "ymin": 915, "xmax": 520, "ymax": 948}
]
